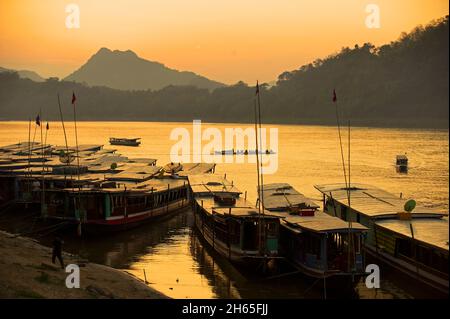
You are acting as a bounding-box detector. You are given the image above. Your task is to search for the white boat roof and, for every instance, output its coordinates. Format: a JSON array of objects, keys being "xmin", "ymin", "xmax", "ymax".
[
  {"xmin": 375, "ymin": 217, "xmax": 449, "ymax": 252},
  {"xmin": 269, "ymin": 210, "xmax": 367, "ymax": 233},
  {"xmin": 179, "ymin": 163, "xmax": 216, "ymax": 175},
  {"xmin": 260, "ymin": 183, "xmax": 320, "ymax": 211},
  {"xmin": 194, "ymin": 197, "xmax": 278, "ymax": 219},
  {"xmin": 189, "ymin": 174, "xmax": 241, "ymax": 196},
  {"xmin": 314, "ymin": 183, "xmax": 447, "ymax": 219}
]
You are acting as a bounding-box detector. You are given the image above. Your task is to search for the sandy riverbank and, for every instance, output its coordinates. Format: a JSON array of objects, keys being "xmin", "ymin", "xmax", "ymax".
[{"xmin": 0, "ymin": 230, "xmax": 168, "ymax": 299}]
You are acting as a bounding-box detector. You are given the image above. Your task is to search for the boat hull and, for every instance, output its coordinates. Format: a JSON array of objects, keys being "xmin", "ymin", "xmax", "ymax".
[
  {"xmin": 48, "ymin": 198, "xmax": 189, "ymax": 235},
  {"xmin": 364, "ymin": 243, "xmax": 448, "ymax": 294}
]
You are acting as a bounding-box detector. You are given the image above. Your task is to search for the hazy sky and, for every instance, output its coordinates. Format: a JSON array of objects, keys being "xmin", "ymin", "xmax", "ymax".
[{"xmin": 0, "ymin": 0, "xmax": 448, "ymax": 84}]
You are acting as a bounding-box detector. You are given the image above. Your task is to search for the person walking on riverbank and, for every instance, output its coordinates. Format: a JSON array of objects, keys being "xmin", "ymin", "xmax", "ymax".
[{"xmin": 52, "ymin": 237, "xmax": 64, "ymax": 269}]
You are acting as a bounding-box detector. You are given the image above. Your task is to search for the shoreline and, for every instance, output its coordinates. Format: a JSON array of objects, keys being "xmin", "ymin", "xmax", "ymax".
[{"xmin": 0, "ymin": 230, "xmax": 168, "ymax": 299}]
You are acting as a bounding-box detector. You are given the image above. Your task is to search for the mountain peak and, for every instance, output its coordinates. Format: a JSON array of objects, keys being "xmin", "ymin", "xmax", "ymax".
[{"xmin": 64, "ymin": 48, "xmax": 224, "ymax": 91}]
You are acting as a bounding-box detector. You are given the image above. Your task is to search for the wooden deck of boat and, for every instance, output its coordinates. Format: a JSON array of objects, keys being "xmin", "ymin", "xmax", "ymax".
[
  {"xmin": 314, "ymin": 183, "xmax": 447, "ymax": 218},
  {"xmin": 260, "ymin": 183, "xmax": 320, "ymax": 211},
  {"xmin": 375, "ymin": 217, "xmax": 449, "ymax": 252}
]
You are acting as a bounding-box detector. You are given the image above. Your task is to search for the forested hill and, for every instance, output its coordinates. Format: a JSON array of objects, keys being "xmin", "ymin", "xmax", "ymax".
[{"xmin": 0, "ymin": 16, "xmax": 448, "ymax": 128}]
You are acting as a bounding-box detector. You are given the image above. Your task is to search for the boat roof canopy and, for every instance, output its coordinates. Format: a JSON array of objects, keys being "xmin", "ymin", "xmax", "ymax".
[
  {"xmin": 376, "ymin": 217, "xmax": 449, "ymax": 252},
  {"xmin": 314, "ymin": 183, "xmax": 447, "ymax": 219},
  {"xmin": 270, "ymin": 210, "xmax": 367, "ymax": 233},
  {"xmin": 189, "ymin": 174, "xmax": 241, "ymax": 196},
  {"xmin": 260, "ymin": 183, "xmax": 320, "ymax": 211}
]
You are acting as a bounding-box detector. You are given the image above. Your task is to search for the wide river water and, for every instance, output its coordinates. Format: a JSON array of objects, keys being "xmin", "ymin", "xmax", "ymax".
[{"xmin": 0, "ymin": 121, "xmax": 448, "ymax": 298}]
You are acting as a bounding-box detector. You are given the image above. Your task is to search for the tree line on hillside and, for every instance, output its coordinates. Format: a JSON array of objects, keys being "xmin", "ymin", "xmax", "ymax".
[{"xmin": 0, "ymin": 16, "xmax": 448, "ymax": 128}]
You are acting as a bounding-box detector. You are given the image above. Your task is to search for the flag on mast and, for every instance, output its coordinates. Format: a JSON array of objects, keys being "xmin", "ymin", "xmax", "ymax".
[
  {"xmin": 332, "ymin": 89, "xmax": 337, "ymax": 103},
  {"xmin": 72, "ymin": 92, "xmax": 76, "ymax": 105},
  {"xmin": 35, "ymin": 114, "xmax": 40, "ymax": 126}
]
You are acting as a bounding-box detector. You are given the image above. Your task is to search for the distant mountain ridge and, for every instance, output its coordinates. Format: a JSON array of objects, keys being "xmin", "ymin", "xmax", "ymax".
[
  {"xmin": 64, "ymin": 48, "xmax": 225, "ymax": 91},
  {"xmin": 0, "ymin": 67, "xmax": 45, "ymax": 82},
  {"xmin": 0, "ymin": 16, "xmax": 448, "ymax": 128}
]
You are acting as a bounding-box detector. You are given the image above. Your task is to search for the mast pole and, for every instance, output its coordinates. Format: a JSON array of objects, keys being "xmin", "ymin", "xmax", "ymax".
[
  {"xmin": 72, "ymin": 92, "xmax": 83, "ymax": 236},
  {"xmin": 256, "ymin": 82, "xmax": 266, "ymax": 256},
  {"xmin": 39, "ymin": 109, "xmax": 45, "ymax": 218},
  {"xmin": 254, "ymin": 98, "xmax": 262, "ymax": 253},
  {"xmin": 57, "ymin": 93, "xmax": 70, "ymax": 157},
  {"xmin": 27, "ymin": 119, "xmax": 31, "ymax": 187},
  {"xmin": 348, "ymin": 120, "xmax": 353, "ymax": 272}
]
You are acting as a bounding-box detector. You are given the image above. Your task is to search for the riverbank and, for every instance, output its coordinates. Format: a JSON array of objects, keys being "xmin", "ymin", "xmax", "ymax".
[{"xmin": 0, "ymin": 230, "xmax": 168, "ymax": 299}]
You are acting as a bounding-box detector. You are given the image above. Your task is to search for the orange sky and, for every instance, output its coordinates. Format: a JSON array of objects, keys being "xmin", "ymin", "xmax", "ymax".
[{"xmin": 0, "ymin": 0, "xmax": 448, "ymax": 84}]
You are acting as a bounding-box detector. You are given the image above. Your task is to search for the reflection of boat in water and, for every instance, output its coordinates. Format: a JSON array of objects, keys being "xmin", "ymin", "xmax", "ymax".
[
  {"xmin": 109, "ymin": 137, "xmax": 141, "ymax": 147},
  {"xmin": 396, "ymin": 154, "xmax": 408, "ymax": 173},
  {"xmin": 44, "ymin": 177, "xmax": 190, "ymax": 234},
  {"xmin": 190, "ymin": 174, "xmax": 280, "ymax": 266},
  {"xmin": 260, "ymin": 183, "xmax": 367, "ymax": 288},
  {"xmin": 315, "ymin": 183, "xmax": 449, "ymax": 294},
  {"xmin": 189, "ymin": 230, "xmax": 243, "ymax": 299}
]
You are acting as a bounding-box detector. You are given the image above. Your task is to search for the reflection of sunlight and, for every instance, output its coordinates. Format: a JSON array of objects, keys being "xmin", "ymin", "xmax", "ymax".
[{"xmin": 127, "ymin": 230, "xmax": 218, "ymax": 299}]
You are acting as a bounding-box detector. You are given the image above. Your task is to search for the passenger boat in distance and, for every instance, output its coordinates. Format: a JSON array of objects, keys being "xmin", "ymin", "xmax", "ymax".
[
  {"xmin": 109, "ymin": 137, "xmax": 141, "ymax": 147},
  {"xmin": 396, "ymin": 154, "xmax": 408, "ymax": 173},
  {"xmin": 189, "ymin": 174, "xmax": 280, "ymax": 266},
  {"xmin": 43, "ymin": 177, "xmax": 190, "ymax": 234},
  {"xmin": 315, "ymin": 183, "xmax": 449, "ymax": 294},
  {"xmin": 260, "ymin": 183, "xmax": 367, "ymax": 285}
]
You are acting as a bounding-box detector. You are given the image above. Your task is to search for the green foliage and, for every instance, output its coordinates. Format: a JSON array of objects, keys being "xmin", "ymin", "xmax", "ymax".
[{"xmin": 110, "ymin": 162, "xmax": 117, "ymax": 170}]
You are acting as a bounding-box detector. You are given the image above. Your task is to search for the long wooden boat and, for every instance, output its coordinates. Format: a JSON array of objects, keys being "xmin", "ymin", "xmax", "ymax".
[
  {"xmin": 43, "ymin": 178, "xmax": 190, "ymax": 233},
  {"xmin": 189, "ymin": 174, "xmax": 280, "ymax": 266},
  {"xmin": 109, "ymin": 137, "xmax": 141, "ymax": 147},
  {"xmin": 315, "ymin": 183, "xmax": 449, "ymax": 294},
  {"xmin": 260, "ymin": 183, "xmax": 367, "ymax": 283}
]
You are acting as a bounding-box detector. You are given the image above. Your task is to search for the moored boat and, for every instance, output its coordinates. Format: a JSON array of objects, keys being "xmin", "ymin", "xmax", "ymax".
[
  {"xmin": 260, "ymin": 183, "xmax": 368, "ymax": 285},
  {"xmin": 315, "ymin": 183, "xmax": 449, "ymax": 294},
  {"xmin": 43, "ymin": 178, "xmax": 190, "ymax": 234},
  {"xmin": 109, "ymin": 137, "xmax": 141, "ymax": 146},
  {"xmin": 189, "ymin": 174, "xmax": 280, "ymax": 266}
]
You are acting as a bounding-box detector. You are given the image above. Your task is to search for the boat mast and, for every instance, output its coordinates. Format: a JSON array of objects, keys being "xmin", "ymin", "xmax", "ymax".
[
  {"xmin": 39, "ymin": 109, "xmax": 45, "ymax": 218},
  {"xmin": 254, "ymin": 97, "xmax": 262, "ymax": 253},
  {"xmin": 333, "ymin": 89, "xmax": 353, "ymax": 271},
  {"xmin": 72, "ymin": 92, "xmax": 83, "ymax": 236},
  {"xmin": 347, "ymin": 120, "xmax": 354, "ymax": 272},
  {"xmin": 255, "ymin": 81, "xmax": 266, "ymax": 255}
]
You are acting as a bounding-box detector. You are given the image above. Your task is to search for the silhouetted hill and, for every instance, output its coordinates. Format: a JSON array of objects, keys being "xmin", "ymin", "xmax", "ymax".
[
  {"xmin": 0, "ymin": 67, "xmax": 45, "ymax": 82},
  {"xmin": 64, "ymin": 48, "xmax": 224, "ymax": 91},
  {"xmin": 0, "ymin": 16, "xmax": 448, "ymax": 128}
]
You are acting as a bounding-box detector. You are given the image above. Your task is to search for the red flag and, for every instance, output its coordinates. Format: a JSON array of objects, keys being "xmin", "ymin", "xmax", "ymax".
[
  {"xmin": 35, "ymin": 114, "xmax": 40, "ymax": 126},
  {"xmin": 72, "ymin": 92, "xmax": 76, "ymax": 105},
  {"xmin": 46, "ymin": 122, "xmax": 49, "ymax": 130},
  {"xmin": 332, "ymin": 89, "xmax": 337, "ymax": 103},
  {"xmin": 255, "ymin": 81, "xmax": 259, "ymax": 96}
]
